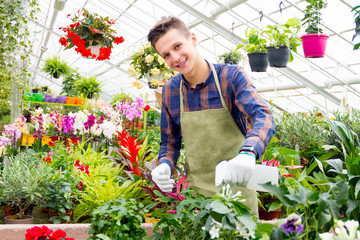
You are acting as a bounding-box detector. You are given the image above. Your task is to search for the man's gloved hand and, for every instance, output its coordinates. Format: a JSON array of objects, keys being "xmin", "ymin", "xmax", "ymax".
[
  {"xmin": 151, "ymin": 163, "xmax": 174, "ymax": 192},
  {"xmin": 215, "ymin": 152, "xmax": 256, "ymax": 187}
]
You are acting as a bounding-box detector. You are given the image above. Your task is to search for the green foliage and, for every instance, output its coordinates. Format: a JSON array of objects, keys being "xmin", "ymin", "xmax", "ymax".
[
  {"xmin": 302, "ymin": 0, "xmax": 327, "ymax": 34},
  {"xmin": 0, "ymin": 149, "xmax": 53, "ymax": 219},
  {"xmin": 61, "ymin": 69, "xmax": 81, "ymax": 97},
  {"xmin": 236, "ymin": 27, "xmax": 268, "ymax": 53},
  {"xmin": 352, "ymin": 5, "xmax": 360, "ymax": 50},
  {"xmin": 42, "ymin": 56, "xmax": 72, "ymax": 78},
  {"xmin": 152, "ymin": 187, "xmax": 256, "ymax": 240},
  {"xmin": 110, "ymin": 92, "xmax": 133, "ymax": 107},
  {"xmin": 260, "ymin": 172, "xmax": 341, "ymax": 239},
  {"xmin": 263, "ymin": 17, "xmax": 302, "ymax": 62},
  {"xmin": 274, "ymin": 111, "xmax": 328, "ymax": 164},
  {"xmin": 88, "ymin": 198, "xmax": 148, "ymax": 240},
  {"xmin": 217, "ymin": 49, "xmax": 244, "ymax": 64},
  {"xmin": 75, "ymin": 76, "xmax": 102, "ymax": 98}
]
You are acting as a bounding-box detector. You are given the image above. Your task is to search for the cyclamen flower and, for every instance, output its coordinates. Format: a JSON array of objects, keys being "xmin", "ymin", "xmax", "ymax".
[{"xmin": 280, "ymin": 214, "xmax": 304, "ymax": 236}]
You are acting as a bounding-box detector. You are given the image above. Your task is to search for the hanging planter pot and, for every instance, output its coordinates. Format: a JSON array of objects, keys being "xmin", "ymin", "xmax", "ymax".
[
  {"xmin": 83, "ymin": 41, "xmax": 101, "ymax": 59},
  {"xmin": 146, "ymin": 72, "xmax": 163, "ymax": 89},
  {"xmin": 266, "ymin": 45, "xmax": 290, "ymax": 68},
  {"xmin": 42, "ymin": 86, "xmax": 48, "ymax": 92},
  {"xmin": 32, "ymin": 88, "xmax": 38, "ymax": 93},
  {"xmin": 87, "ymin": 92, "xmax": 93, "ymax": 99},
  {"xmin": 247, "ymin": 52, "xmax": 269, "ymax": 72},
  {"xmin": 53, "ymin": 72, "xmax": 59, "ymax": 78},
  {"xmin": 301, "ymin": 33, "xmax": 329, "ymax": 58}
]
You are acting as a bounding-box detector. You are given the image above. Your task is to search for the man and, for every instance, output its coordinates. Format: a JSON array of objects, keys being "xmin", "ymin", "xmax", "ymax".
[{"xmin": 148, "ymin": 16, "xmax": 275, "ymax": 214}]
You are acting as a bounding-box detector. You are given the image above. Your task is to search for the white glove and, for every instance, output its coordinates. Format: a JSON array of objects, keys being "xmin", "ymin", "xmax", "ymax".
[
  {"xmin": 215, "ymin": 152, "xmax": 256, "ymax": 187},
  {"xmin": 151, "ymin": 163, "xmax": 174, "ymax": 192}
]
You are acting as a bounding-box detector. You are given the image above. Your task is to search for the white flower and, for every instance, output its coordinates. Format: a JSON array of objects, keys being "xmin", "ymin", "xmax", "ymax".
[
  {"xmin": 335, "ymin": 220, "xmax": 350, "ymax": 238},
  {"xmin": 321, "ymin": 145, "xmax": 337, "ymax": 151},
  {"xmin": 100, "ymin": 120, "xmax": 117, "ymax": 139},
  {"xmin": 209, "ymin": 221, "xmax": 221, "ymax": 239},
  {"xmin": 145, "ymin": 54, "xmax": 154, "ymax": 63},
  {"xmin": 319, "ymin": 232, "xmax": 334, "ymax": 240},
  {"xmin": 158, "ymin": 56, "xmax": 166, "ymax": 65},
  {"xmin": 344, "ymin": 220, "xmax": 359, "ymax": 239}
]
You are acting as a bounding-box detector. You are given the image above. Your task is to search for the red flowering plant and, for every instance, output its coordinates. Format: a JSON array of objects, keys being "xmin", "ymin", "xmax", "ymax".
[
  {"xmin": 25, "ymin": 225, "xmax": 74, "ymax": 240},
  {"xmin": 59, "ymin": 8, "xmax": 124, "ymax": 61}
]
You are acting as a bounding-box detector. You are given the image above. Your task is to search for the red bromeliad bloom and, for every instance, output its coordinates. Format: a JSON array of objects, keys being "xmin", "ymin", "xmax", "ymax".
[
  {"xmin": 59, "ymin": 8, "xmax": 124, "ymax": 61},
  {"xmin": 74, "ymin": 160, "xmax": 90, "ymax": 177},
  {"xmin": 114, "ymin": 130, "xmax": 144, "ymax": 176}
]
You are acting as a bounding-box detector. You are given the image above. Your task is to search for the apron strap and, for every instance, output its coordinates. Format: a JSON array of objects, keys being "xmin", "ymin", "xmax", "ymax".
[{"xmin": 180, "ymin": 62, "xmax": 227, "ymax": 113}]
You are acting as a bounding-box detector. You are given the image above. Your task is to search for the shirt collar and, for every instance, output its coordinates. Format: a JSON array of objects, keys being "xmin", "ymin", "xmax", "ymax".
[{"xmin": 182, "ymin": 60, "xmax": 215, "ymax": 90}]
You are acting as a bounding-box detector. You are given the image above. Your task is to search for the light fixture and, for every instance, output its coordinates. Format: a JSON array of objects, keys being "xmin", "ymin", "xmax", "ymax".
[{"xmin": 54, "ymin": 0, "xmax": 67, "ymax": 11}]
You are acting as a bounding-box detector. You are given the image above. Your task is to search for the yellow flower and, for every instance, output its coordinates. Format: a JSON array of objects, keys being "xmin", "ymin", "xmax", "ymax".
[
  {"xmin": 150, "ymin": 79, "xmax": 160, "ymax": 87},
  {"xmin": 150, "ymin": 68, "xmax": 160, "ymax": 75},
  {"xmin": 145, "ymin": 55, "xmax": 154, "ymax": 63},
  {"xmin": 127, "ymin": 66, "xmax": 136, "ymax": 77},
  {"xmin": 14, "ymin": 117, "xmax": 28, "ymax": 134},
  {"xmin": 158, "ymin": 56, "xmax": 166, "ymax": 65},
  {"xmin": 139, "ymin": 46, "xmax": 145, "ymax": 55}
]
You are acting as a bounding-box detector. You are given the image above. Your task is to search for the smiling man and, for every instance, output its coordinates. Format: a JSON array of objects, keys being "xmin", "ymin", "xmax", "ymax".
[{"xmin": 147, "ymin": 16, "xmax": 275, "ymax": 214}]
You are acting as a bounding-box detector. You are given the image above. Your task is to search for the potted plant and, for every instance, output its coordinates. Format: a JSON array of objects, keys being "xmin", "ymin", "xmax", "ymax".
[
  {"xmin": 42, "ymin": 56, "xmax": 72, "ymax": 78},
  {"xmin": 75, "ymin": 76, "xmax": 102, "ymax": 99},
  {"xmin": 236, "ymin": 27, "xmax": 269, "ymax": 72},
  {"xmin": 128, "ymin": 43, "xmax": 176, "ymax": 88},
  {"xmin": 264, "ymin": 17, "xmax": 302, "ymax": 67},
  {"xmin": 0, "ymin": 149, "xmax": 53, "ymax": 223},
  {"xmin": 352, "ymin": 5, "xmax": 360, "ymax": 50},
  {"xmin": 301, "ymin": 0, "xmax": 329, "ymax": 58},
  {"xmin": 59, "ymin": 8, "xmax": 125, "ymax": 61},
  {"xmin": 217, "ymin": 49, "xmax": 244, "ymax": 65}
]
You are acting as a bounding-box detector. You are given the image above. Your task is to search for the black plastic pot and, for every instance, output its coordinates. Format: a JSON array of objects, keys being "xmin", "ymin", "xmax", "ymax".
[
  {"xmin": 87, "ymin": 92, "xmax": 93, "ymax": 99},
  {"xmin": 266, "ymin": 45, "xmax": 290, "ymax": 68},
  {"xmin": 247, "ymin": 52, "xmax": 269, "ymax": 72},
  {"xmin": 32, "ymin": 89, "xmax": 38, "ymax": 93},
  {"xmin": 53, "ymin": 72, "xmax": 59, "ymax": 78},
  {"xmin": 42, "ymin": 87, "xmax": 48, "ymax": 92}
]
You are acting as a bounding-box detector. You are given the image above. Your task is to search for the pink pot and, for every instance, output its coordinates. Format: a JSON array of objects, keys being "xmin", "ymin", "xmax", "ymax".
[{"xmin": 301, "ymin": 33, "xmax": 329, "ymax": 58}]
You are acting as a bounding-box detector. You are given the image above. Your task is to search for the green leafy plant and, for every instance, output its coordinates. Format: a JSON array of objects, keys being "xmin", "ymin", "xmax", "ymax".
[
  {"xmin": 75, "ymin": 75, "xmax": 102, "ymax": 98},
  {"xmin": 42, "ymin": 56, "xmax": 72, "ymax": 78},
  {"xmin": 61, "ymin": 70, "xmax": 81, "ymax": 97},
  {"xmin": 236, "ymin": 27, "xmax": 268, "ymax": 53},
  {"xmin": 151, "ymin": 186, "xmax": 256, "ymax": 240},
  {"xmin": 88, "ymin": 198, "xmax": 149, "ymax": 240},
  {"xmin": 352, "ymin": 5, "xmax": 360, "ymax": 50},
  {"xmin": 0, "ymin": 149, "xmax": 53, "ymax": 219},
  {"xmin": 263, "ymin": 17, "xmax": 302, "ymax": 62},
  {"xmin": 302, "ymin": 0, "xmax": 328, "ymax": 34},
  {"xmin": 217, "ymin": 49, "xmax": 244, "ymax": 64}
]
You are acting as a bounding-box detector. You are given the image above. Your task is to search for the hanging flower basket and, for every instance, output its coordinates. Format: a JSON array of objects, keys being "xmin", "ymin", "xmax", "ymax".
[
  {"xmin": 247, "ymin": 52, "xmax": 268, "ymax": 72},
  {"xmin": 59, "ymin": 8, "xmax": 125, "ymax": 61},
  {"xmin": 266, "ymin": 45, "xmax": 290, "ymax": 68},
  {"xmin": 301, "ymin": 33, "xmax": 329, "ymax": 58}
]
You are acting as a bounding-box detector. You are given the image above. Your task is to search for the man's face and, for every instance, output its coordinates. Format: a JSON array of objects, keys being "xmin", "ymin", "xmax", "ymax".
[{"xmin": 155, "ymin": 28, "xmax": 197, "ymax": 77}]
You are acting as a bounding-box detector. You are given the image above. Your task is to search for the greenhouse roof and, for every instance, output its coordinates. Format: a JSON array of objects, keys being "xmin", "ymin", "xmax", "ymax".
[{"xmin": 28, "ymin": 0, "xmax": 360, "ymax": 113}]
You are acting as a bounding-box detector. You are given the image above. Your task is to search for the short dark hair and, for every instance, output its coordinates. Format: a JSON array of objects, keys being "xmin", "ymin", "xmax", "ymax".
[{"xmin": 147, "ymin": 16, "xmax": 190, "ymax": 50}]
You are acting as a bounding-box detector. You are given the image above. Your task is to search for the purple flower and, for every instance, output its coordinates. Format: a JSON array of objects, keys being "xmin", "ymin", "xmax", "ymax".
[
  {"xmin": 84, "ymin": 114, "xmax": 96, "ymax": 130},
  {"xmin": 0, "ymin": 136, "xmax": 11, "ymax": 146},
  {"xmin": 97, "ymin": 115, "xmax": 105, "ymax": 125},
  {"xmin": 62, "ymin": 116, "xmax": 75, "ymax": 134},
  {"xmin": 4, "ymin": 124, "xmax": 22, "ymax": 141},
  {"xmin": 281, "ymin": 214, "xmax": 304, "ymax": 236}
]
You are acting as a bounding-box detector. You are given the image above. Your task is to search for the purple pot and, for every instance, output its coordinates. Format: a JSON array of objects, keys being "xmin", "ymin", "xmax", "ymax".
[
  {"xmin": 50, "ymin": 97, "xmax": 57, "ymax": 103},
  {"xmin": 56, "ymin": 96, "xmax": 67, "ymax": 104},
  {"xmin": 44, "ymin": 97, "xmax": 52, "ymax": 103},
  {"xmin": 45, "ymin": 94, "xmax": 52, "ymax": 98}
]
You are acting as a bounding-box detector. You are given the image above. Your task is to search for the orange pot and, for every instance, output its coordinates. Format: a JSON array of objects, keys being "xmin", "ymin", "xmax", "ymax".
[
  {"xmin": 75, "ymin": 97, "xmax": 83, "ymax": 105},
  {"xmin": 66, "ymin": 97, "xmax": 76, "ymax": 105}
]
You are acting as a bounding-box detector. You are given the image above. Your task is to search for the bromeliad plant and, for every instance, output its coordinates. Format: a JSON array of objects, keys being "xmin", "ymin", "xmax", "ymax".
[{"xmin": 59, "ymin": 8, "xmax": 124, "ymax": 61}]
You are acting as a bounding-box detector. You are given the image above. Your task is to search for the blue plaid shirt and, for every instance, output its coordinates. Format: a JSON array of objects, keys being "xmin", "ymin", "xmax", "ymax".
[{"xmin": 158, "ymin": 63, "xmax": 275, "ymax": 172}]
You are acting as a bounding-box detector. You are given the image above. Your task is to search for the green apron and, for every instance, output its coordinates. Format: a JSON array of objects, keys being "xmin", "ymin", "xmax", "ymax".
[{"xmin": 180, "ymin": 63, "xmax": 258, "ymax": 214}]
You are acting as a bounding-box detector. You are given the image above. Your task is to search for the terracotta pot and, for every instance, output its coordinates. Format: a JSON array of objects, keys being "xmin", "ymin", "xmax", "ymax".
[
  {"xmin": 258, "ymin": 208, "xmax": 281, "ymax": 220},
  {"xmin": 4, "ymin": 215, "xmax": 34, "ymax": 224}
]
